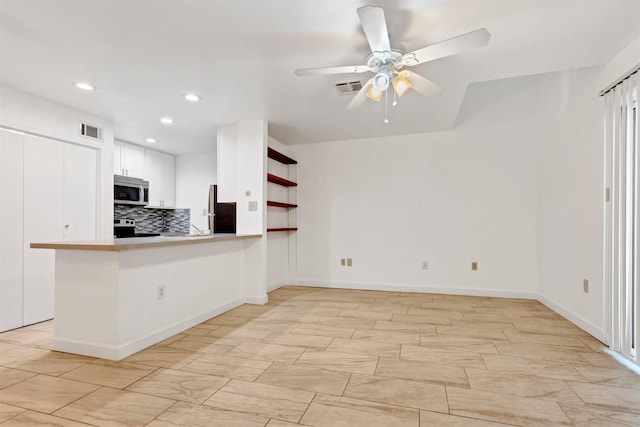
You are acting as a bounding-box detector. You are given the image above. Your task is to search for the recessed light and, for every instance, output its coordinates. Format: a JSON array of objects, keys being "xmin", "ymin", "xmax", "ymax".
[
  {"xmin": 184, "ymin": 93, "xmax": 201, "ymax": 102},
  {"xmin": 160, "ymin": 117, "xmax": 173, "ymax": 125},
  {"xmin": 145, "ymin": 138, "xmax": 157, "ymax": 144},
  {"xmin": 75, "ymin": 82, "xmax": 94, "ymax": 91}
]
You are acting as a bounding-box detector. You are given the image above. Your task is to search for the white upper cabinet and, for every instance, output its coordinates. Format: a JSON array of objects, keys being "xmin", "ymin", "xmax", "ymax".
[
  {"xmin": 113, "ymin": 140, "xmax": 123, "ymax": 175},
  {"xmin": 113, "ymin": 140, "xmax": 145, "ymax": 178},
  {"xmin": 145, "ymin": 149, "xmax": 175, "ymax": 207}
]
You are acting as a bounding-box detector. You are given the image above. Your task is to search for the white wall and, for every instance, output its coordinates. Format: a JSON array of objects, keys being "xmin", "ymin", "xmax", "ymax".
[
  {"xmin": 216, "ymin": 120, "xmax": 267, "ymax": 235},
  {"xmin": 536, "ymin": 67, "xmax": 606, "ymax": 340},
  {"xmin": 215, "ymin": 120, "xmax": 268, "ymax": 303},
  {"xmin": 0, "ymin": 85, "xmax": 114, "ymax": 238},
  {"xmin": 235, "ymin": 120, "xmax": 267, "ymax": 236},
  {"xmin": 288, "ymin": 73, "xmax": 552, "ymax": 297},
  {"xmin": 284, "ymin": 33, "xmax": 636, "ymax": 340},
  {"xmin": 175, "ymin": 152, "xmax": 217, "ymax": 232},
  {"xmin": 537, "ymin": 33, "xmax": 639, "ymax": 342},
  {"xmin": 603, "ymin": 33, "xmax": 640, "ymax": 90}
]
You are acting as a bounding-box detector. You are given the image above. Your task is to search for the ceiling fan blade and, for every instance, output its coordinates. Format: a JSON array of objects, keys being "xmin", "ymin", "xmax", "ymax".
[
  {"xmin": 294, "ymin": 65, "xmax": 370, "ymax": 76},
  {"xmin": 402, "ymin": 28, "xmax": 491, "ymax": 66},
  {"xmin": 401, "ymin": 71, "xmax": 444, "ymax": 97},
  {"xmin": 357, "ymin": 5, "xmax": 391, "ymax": 55},
  {"xmin": 347, "ymin": 79, "xmax": 373, "ymax": 109}
]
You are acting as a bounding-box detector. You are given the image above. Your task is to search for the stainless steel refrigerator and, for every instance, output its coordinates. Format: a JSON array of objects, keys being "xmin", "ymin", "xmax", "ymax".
[{"xmin": 208, "ymin": 184, "xmax": 236, "ymax": 233}]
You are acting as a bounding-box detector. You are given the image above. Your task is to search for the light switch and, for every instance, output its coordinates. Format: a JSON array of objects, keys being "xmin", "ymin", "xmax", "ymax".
[{"xmin": 248, "ymin": 201, "xmax": 258, "ymax": 211}]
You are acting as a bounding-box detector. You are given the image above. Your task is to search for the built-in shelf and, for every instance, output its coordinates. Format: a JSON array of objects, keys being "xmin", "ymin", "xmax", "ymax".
[
  {"xmin": 267, "ymin": 147, "xmax": 297, "ymax": 234},
  {"xmin": 268, "ymin": 147, "xmax": 297, "ymax": 165},
  {"xmin": 267, "ymin": 173, "xmax": 297, "ymax": 187},
  {"xmin": 267, "ymin": 200, "xmax": 298, "ymax": 208}
]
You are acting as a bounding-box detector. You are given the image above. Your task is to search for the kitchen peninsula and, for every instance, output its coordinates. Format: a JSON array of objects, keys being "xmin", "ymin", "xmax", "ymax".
[{"xmin": 31, "ymin": 233, "xmax": 263, "ymax": 360}]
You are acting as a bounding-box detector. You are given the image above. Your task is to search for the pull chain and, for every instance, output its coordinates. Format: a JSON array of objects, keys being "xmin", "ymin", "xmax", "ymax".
[{"xmin": 384, "ymin": 89, "xmax": 389, "ymax": 124}]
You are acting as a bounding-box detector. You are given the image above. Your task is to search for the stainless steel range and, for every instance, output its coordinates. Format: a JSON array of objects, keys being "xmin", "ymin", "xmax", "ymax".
[{"xmin": 114, "ymin": 219, "xmax": 160, "ymax": 238}]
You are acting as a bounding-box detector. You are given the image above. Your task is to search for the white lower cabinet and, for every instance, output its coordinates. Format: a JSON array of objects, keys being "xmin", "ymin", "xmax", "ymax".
[{"xmin": 0, "ymin": 129, "xmax": 97, "ymax": 331}]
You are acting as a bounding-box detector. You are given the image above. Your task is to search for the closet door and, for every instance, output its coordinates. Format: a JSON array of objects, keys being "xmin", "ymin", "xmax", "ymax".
[
  {"xmin": 22, "ymin": 134, "xmax": 63, "ymax": 326},
  {"xmin": 0, "ymin": 129, "xmax": 24, "ymax": 331},
  {"xmin": 63, "ymin": 144, "xmax": 97, "ymax": 241}
]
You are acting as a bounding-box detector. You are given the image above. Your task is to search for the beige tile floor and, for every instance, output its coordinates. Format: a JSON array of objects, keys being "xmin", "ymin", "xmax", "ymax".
[{"xmin": 0, "ymin": 286, "xmax": 639, "ymax": 426}]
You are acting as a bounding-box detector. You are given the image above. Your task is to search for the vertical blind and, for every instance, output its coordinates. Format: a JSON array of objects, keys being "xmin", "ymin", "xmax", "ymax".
[{"xmin": 604, "ymin": 67, "xmax": 639, "ymax": 362}]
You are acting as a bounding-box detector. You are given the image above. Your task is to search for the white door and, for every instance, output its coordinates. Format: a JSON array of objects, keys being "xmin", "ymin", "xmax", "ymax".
[
  {"xmin": 0, "ymin": 129, "xmax": 24, "ymax": 331},
  {"xmin": 63, "ymin": 144, "xmax": 97, "ymax": 241},
  {"xmin": 22, "ymin": 134, "xmax": 63, "ymax": 326}
]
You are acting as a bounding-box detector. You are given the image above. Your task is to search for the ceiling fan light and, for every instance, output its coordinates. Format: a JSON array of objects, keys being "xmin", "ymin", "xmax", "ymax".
[
  {"xmin": 366, "ymin": 85, "xmax": 382, "ymax": 101},
  {"xmin": 392, "ymin": 75, "xmax": 412, "ymax": 97},
  {"xmin": 372, "ymin": 71, "xmax": 390, "ymax": 91}
]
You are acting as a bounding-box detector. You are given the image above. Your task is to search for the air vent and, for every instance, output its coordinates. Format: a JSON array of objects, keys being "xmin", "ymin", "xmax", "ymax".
[
  {"xmin": 80, "ymin": 122, "xmax": 102, "ymax": 141},
  {"xmin": 335, "ymin": 81, "xmax": 363, "ymax": 95}
]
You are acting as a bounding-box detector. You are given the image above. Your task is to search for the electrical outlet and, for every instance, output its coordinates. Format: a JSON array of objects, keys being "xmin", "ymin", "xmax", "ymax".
[
  {"xmin": 157, "ymin": 285, "xmax": 166, "ymax": 300},
  {"xmin": 471, "ymin": 261, "xmax": 478, "ymax": 271},
  {"xmin": 248, "ymin": 201, "xmax": 258, "ymax": 211},
  {"xmin": 583, "ymin": 279, "xmax": 589, "ymax": 293},
  {"xmin": 341, "ymin": 258, "xmax": 345, "ymax": 266},
  {"xmin": 422, "ymin": 261, "xmax": 429, "ymax": 270},
  {"xmin": 346, "ymin": 258, "xmax": 353, "ymax": 267}
]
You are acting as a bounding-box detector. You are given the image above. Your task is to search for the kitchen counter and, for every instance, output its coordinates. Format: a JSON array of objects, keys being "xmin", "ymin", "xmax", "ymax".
[
  {"xmin": 31, "ymin": 233, "xmax": 266, "ymax": 360},
  {"xmin": 30, "ymin": 233, "xmax": 260, "ymax": 251}
]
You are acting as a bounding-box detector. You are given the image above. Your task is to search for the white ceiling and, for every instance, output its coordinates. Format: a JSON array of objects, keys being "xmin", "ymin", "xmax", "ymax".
[{"xmin": 1, "ymin": 0, "xmax": 639, "ymax": 154}]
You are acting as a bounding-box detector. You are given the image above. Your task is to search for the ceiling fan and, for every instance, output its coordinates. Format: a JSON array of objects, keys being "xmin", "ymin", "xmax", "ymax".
[{"xmin": 294, "ymin": 5, "xmax": 491, "ymax": 109}]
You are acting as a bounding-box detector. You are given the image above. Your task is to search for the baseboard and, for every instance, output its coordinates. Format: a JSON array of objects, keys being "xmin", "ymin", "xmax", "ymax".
[
  {"xmin": 267, "ymin": 281, "xmax": 286, "ymax": 292},
  {"xmin": 53, "ymin": 297, "xmax": 246, "ymax": 361},
  {"xmin": 536, "ymin": 294, "xmax": 605, "ymax": 342},
  {"xmin": 52, "ymin": 338, "xmax": 121, "ymax": 360},
  {"xmin": 245, "ymin": 294, "xmax": 268, "ymax": 305},
  {"xmin": 284, "ymin": 280, "xmax": 605, "ymax": 341},
  {"xmin": 289, "ymin": 280, "xmax": 538, "ymax": 300}
]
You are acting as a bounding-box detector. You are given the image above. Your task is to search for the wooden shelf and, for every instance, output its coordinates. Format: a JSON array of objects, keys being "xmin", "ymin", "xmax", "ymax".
[
  {"xmin": 267, "ymin": 147, "xmax": 298, "ymax": 234},
  {"xmin": 267, "ymin": 173, "xmax": 297, "ymax": 187},
  {"xmin": 268, "ymin": 147, "xmax": 297, "ymax": 165},
  {"xmin": 267, "ymin": 227, "xmax": 298, "ymax": 232},
  {"xmin": 267, "ymin": 200, "xmax": 298, "ymax": 208}
]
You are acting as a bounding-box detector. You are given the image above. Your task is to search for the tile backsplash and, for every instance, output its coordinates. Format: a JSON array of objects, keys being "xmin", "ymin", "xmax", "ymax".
[{"xmin": 114, "ymin": 205, "xmax": 190, "ymax": 234}]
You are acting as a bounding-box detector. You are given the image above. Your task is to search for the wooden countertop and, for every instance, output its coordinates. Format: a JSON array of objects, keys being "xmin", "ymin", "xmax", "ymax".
[{"xmin": 30, "ymin": 233, "xmax": 261, "ymax": 252}]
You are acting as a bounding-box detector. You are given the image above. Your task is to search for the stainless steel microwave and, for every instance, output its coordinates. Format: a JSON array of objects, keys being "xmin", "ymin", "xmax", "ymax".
[{"xmin": 114, "ymin": 175, "xmax": 149, "ymax": 206}]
